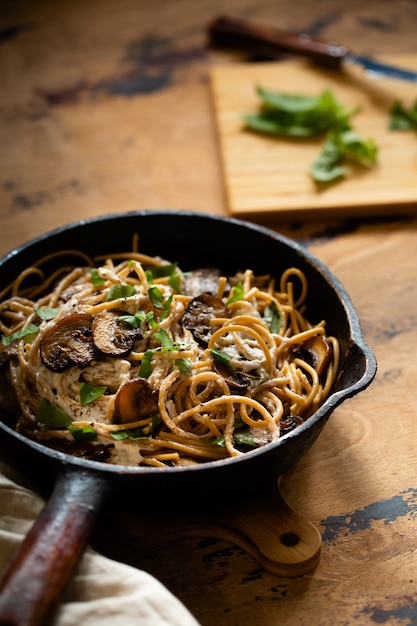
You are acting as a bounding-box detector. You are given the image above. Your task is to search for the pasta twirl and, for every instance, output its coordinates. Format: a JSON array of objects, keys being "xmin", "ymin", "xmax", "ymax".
[{"xmin": 0, "ymin": 246, "xmax": 339, "ymax": 468}]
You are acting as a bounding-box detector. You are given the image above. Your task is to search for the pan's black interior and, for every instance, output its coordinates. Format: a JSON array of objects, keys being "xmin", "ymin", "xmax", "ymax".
[{"xmin": 0, "ymin": 211, "xmax": 377, "ymax": 505}]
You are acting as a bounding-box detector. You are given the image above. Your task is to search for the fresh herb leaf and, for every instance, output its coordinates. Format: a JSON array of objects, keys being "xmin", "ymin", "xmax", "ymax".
[
  {"xmin": 111, "ymin": 414, "xmax": 160, "ymax": 440},
  {"xmin": 210, "ymin": 347, "xmax": 233, "ymax": 369},
  {"xmin": 389, "ymin": 99, "xmax": 417, "ymax": 130},
  {"xmin": 244, "ymin": 86, "xmax": 376, "ymax": 184},
  {"xmin": 160, "ymin": 294, "xmax": 173, "ymax": 321},
  {"xmin": 139, "ymin": 349, "xmax": 155, "ymax": 378},
  {"xmin": 176, "ymin": 358, "xmax": 192, "ymax": 375},
  {"xmin": 310, "ymin": 130, "xmax": 377, "ymax": 182},
  {"xmin": 34, "ymin": 306, "xmax": 60, "ymax": 321},
  {"xmin": 233, "ymin": 431, "xmax": 257, "ymax": 447},
  {"xmin": 68, "ymin": 424, "xmax": 97, "ymax": 442},
  {"xmin": 1, "ymin": 324, "xmax": 39, "ymax": 346},
  {"xmin": 146, "ymin": 263, "xmax": 178, "ymax": 280},
  {"xmin": 226, "ymin": 282, "xmax": 244, "ymax": 304},
  {"xmin": 169, "ymin": 270, "xmax": 182, "ymax": 293},
  {"xmin": 80, "ymin": 382, "xmax": 107, "ymax": 406},
  {"xmin": 91, "ymin": 268, "xmax": 105, "ymax": 287},
  {"xmin": 118, "ymin": 312, "xmax": 143, "ymax": 328},
  {"xmin": 106, "ymin": 284, "xmax": 137, "ymax": 301},
  {"xmin": 148, "ymin": 285, "xmax": 164, "ymax": 309},
  {"xmin": 264, "ymin": 302, "xmax": 282, "ymax": 334},
  {"xmin": 36, "ymin": 397, "xmax": 71, "ymax": 429},
  {"xmin": 154, "ymin": 327, "xmax": 174, "ymax": 348},
  {"xmin": 111, "ymin": 427, "xmax": 147, "ymax": 440}
]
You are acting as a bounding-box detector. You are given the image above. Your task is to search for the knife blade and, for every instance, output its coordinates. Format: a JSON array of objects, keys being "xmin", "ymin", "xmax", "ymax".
[{"xmin": 209, "ymin": 16, "xmax": 417, "ymax": 84}]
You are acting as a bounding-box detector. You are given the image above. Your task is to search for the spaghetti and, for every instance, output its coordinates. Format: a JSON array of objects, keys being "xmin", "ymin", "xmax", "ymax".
[{"xmin": 0, "ymin": 245, "xmax": 339, "ymax": 468}]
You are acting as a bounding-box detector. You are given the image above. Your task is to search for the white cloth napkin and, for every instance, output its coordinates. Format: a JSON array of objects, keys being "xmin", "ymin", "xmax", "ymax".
[{"xmin": 0, "ymin": 464, "xmax": 201, "ymax": 626}]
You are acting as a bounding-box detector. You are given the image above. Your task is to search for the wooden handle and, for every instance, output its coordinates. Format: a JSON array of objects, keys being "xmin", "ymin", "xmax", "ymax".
[
  {"xmin": 0, "ymin": 467, "xmax": 111, "ymax": 626},
  {"xmin": 209, "ymin": 15, "xmax": 348, "ymax": 69}
]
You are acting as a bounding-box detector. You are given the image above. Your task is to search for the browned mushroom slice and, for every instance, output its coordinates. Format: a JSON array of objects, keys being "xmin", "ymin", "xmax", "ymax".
[
  {"xmin": 213, "ymin": 361, "xmax": 259, "ymax": 394},
  {"xmin": 182, "ymin": 294, "xmax": 230, "ymax": 346},
  {"xmin": 114, "ymin": 378, "xmax": 159, "ymax": 424},
  {"xmin": 294, "ymin": 335, "xmax": 331, "ymax": 377},
  {"xmin": 40, "ymin": 313, "xmax": 96, "ymax": 372},
  {"xmin": 92, "ymin": 310, "xmax": 142, "ymax": 357}
]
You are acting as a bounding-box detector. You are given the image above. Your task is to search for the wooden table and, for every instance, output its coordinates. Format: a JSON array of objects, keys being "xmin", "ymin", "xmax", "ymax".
[{"xmin": 1, "ymin": 1, "xmax": 417, "ymax": 624}]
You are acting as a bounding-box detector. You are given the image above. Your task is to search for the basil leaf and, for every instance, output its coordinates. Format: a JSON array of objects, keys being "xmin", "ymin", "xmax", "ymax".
[
  {"xmin": 160, "ymin": 294, "xmax": 173, "ymax": 321},
  {"xmin": 264, "ymin": 302, "xmax": 283, "ymax": 334},
  {"xmin": 34, "ymin": 306, "xmax": 60, "ymax": 321},
  {"xmin": 169, "ymin": 271, "xmax": 182, "ymax": 293},
  {"xmin": 80, "ymin": 382, "xmax": 107, "ymax": 406},
  {"xmin": 210, "ymin": 348, "xmax": 233, "ymax": 369},
  {"xmin": 146, "ymin": 263, "xmax": 178, "ymax": 280},
  {"xmin": 139, "ymin": 349, "xmax": 155, "ymax": 378},
  {"xmin": 154, "ymin": 327, "xmax": 174, "ymax": 348},
  {"xmin": 226, "ymin": 282, "xmax": 244, "ymax": 304},
  {"xmin": 91, "ymin": 268, "xmax": 105, "ymax": 286},
  {"xmin": 310, "ymin": 130, "xmax": 377, "ymax": 183},
  {"xmin": 2, "ymin": 324, "xmax": 39, "ymax": 346},
  {"xmin": 176, "ymin": 358, "xmax": 192, "ymax": 375},
  {"xmin": 68, "ymin": 425, "xmax": 97, "ymax": 442},
  {"xmin": 233, "ymin": 431, "xmax": 257, "ymax": 447},
  {"xmin": 148, "ymin": 285, "xmax": 164, "ymax": 309},
  {"xmin": 36, "ymin": 397, "xmax": 71, "ymax": 428},
  {"xmin": 389, "ymin": 99, "xmax": 417, "ymax": 130},
  {"xmin": 106, "ymin": 284, "xmax": 137, "ymax": 301}
]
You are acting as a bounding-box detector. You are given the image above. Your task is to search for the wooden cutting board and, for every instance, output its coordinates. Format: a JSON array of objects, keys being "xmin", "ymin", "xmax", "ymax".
[{"xmin": 210, "ymin": 56, "xmax": 417, "ymax": 220}]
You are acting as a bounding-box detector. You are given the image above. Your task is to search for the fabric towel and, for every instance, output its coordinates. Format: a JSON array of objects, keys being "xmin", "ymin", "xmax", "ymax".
[{"xmin": 0, "ymin": 463, "xmax": 201, "ymax": 626}]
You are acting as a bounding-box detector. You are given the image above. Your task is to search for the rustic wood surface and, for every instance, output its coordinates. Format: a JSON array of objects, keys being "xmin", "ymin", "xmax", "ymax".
[{"xmin": 1, "ymin": 1, "xmax": 417, "ymax": 625}]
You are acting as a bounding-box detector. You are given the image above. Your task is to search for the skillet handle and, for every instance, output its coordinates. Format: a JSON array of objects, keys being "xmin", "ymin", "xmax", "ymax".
[{"xmin": 0, "ymin": 466, "xmax": 111, "ymax": 626}]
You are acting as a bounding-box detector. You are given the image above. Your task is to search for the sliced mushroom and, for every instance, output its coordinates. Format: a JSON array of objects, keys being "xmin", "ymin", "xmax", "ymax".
[
  {"xmin": 114, "ymin": 378, "xmax": 159, "ymax": 424},
  {"xmin": 213, "ymin": 361, "xmax": 259, "ymax": 394},
  {"xmin": 293, "ymin": 335, "xmax": 331, "ymax": 377},
  {"xmin": 182, "ymin": 294, "xmax": 230, "ymax": 346},
  {"xmin": 40, "ymin": 313, "xmax": 96, "ymax": 372},
  {"xmin": 92, "ymin": 310, "xmax": 142, "ymax": 357},
  {"xmin": 279, "ymin": 414, "xmax": 304, "ymax": 436}
]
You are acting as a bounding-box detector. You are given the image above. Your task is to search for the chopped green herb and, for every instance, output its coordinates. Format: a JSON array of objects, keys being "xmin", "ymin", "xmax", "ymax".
[
  {"xmin": 160, "ymin": 294, "xmax": 173, "ymax": 321},
  {"xmin": 146, "ymin": 262, "xmax": 178, "ymax": 280},
  {"xmin": 106, "ymin": 284, "xmax": 137, "ymax": 301},
  {"xmin": 226, "ymin": 281, "xmax": 244, "ymax": 304},
  {"xmin": 36, "ymin": 397, "xmax": 71, "ymax": 429},
  {"xmin": 264, "ymin": 301, "xmax": 283, "ymax": 334},
  {"xmin": 176, "ymin": 358, "xmax": 192, "ymax": 375},
  {"xmin": 210, "ymin": 347, "xmax": 233, "ymax": 369},
  {"xmin": 68, "ymin": 424, "xmax": 97, "ymax": 442},
  {"xmin": 148, "ymin": 285, "xmax": 164, "ymax": 309},
  {"xmin": 80, "ymin": 382, "xmax": 107, "ymax": 406},
  {"xmin": 91, "ymin": 268, "xmax": 105, "ymax": 287},
  {"xmin": 169, "ymin": 270, "xmax": 182, "ymax": 293},
  {"xmin": 1, "ymin": 324, "xmax": 39, "ymax": 346},
  {"xmin": 139, "ymin": 349, "xmax": 154, "ymax": 378},
  {"xmin": 154, "ymin": 327, "xmax": 174, "ymax": 348},
  {"xmin": 389, "ymin": 99, "xmax": 417, "ymax": 130},
  {"xmin": 111, "ymin": 414, "xmax": 160, "ymax": 440},
  {"xmin": 34, "ymin": 306, "xmax": 60, "ymax": 321},
  {"xmin": 310, "ymin": 130, "xmax": 377, "ymax": 182}
]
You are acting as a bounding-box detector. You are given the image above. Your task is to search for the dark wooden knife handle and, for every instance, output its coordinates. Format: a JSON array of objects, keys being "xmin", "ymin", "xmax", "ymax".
[
  {"xmin": 208, "ymin": 15, "xmax": 349, "ymax": 69},
  {"xmin": 0, "ymin": 467, "xmax": 111, "ymax": 626}
]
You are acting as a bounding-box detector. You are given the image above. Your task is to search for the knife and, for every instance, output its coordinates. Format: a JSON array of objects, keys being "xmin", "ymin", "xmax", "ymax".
[{"xmin": 208, "ymin": 16, "xmax": 417, "ymax": 84}]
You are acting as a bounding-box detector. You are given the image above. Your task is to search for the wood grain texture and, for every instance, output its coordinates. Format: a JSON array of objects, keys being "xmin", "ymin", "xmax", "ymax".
[{"xmin": 210, "ymin": 56, "xmax": 417, "ymax": 220}]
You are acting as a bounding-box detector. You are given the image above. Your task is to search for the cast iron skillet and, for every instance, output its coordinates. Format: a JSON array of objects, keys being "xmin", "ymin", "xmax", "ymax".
[{"xmin": 0, "ymin": 211, "xmax": 376, "ymax": 625}]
